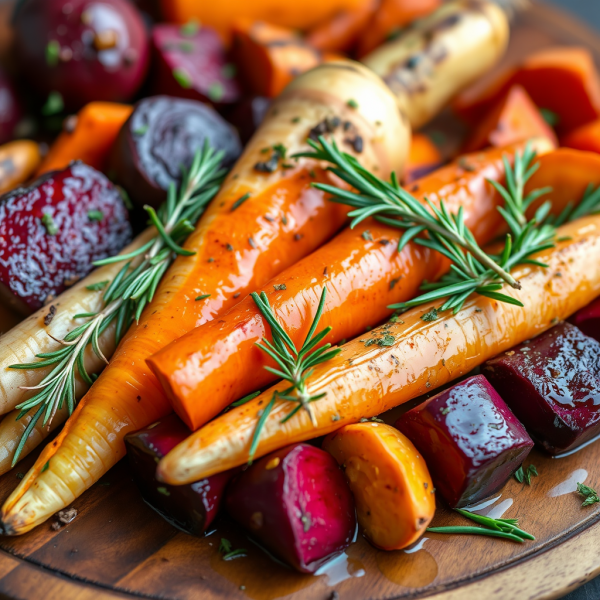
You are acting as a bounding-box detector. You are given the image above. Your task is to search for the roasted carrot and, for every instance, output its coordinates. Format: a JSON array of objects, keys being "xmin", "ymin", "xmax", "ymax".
[
  {"xmin": 36, "ymin": 102, "xmax": 133, "ymax": 175},
  {"xmin": 362, "ymin": 0, "xmax": 509, "ymax": 129},
  {"xmin": 149, "ymin": 140, "xmax": 553, "ymax": 431},
  {"xmin": 404, "ymin": 133, "xmax": 443, "ymax": 183},
  {"xmin": 562, "ymin": 119, "xmax": 600, "ymax": 155},
  {"xmin": 231, "ymin": 20, "xmax": 324, "ymax": 98},
  {"xmin": 322, "ymin": 423, "xmax": 435, "ymax": 550},
  {"xmin": 160, "ymin": 0, "xmax": 370, "ymax": 41},
  {"xmin": 356, "ymin": 0, "xmax": 441, "ymax": 58},
  {"xmin": 306, "ymin": 0, "xmax": 377, "ymax": 53},
  {"xmin": 156, "ymin": 214, "xmax": 600, "ymax": 483},
  {"xmin": 463, "ymin": 85, "xmax": 558, "ymax": 153},
  {"xmin": 454, "ymin": 47, "xmax": 600, "ymax": 134},
  {"xmin": 0, "ymin": 61, "xmax": 407, "ymax": 534},
  {"xmin": 0, "ymin": 141, "xmax": 43, "ymax": 194}
]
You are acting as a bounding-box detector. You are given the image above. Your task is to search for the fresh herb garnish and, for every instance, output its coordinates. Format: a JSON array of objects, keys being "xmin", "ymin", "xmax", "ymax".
[
  {"xmin": 208, "ymin": 82, "xmax": 224, "ymax": 102},
  {"xmin": 41, "ymin": 212, "xmax": 58, "ymax": 235},
  {"xmin": 46, "ymin": 40, "xmax": 60, "ymax": 67},
  {"xmin": 427, "ymin": 508, "xmax": 535, "ymax": 543},
  {"xmin": 86, "ymin": 280, "xmax": 109, "ymax": 292},
  {"xmin": 180, "ymin": 20, "xmax": 200, "ymax": 37},
  {"xmin": 172, "ymin": 67, "xmax": 193, "ymax": 89},
  {"xmin": 87, "ymin": 210, "xmax": 104, "ymax": 222},
  {"xmin": 195, "ymin": 294, "xmax": 211, "ymax": 301},
  {"xmin": 9, "ymin": 143, "xmax": 226, "ymax": 467},
  {"xmin": 41, "ymin": 91, "xmax": 64, "ymax": 116},
  {"xmin": 219, "ymin": 538, "xmax": 247, "ymax": 560},
  {"xmin": 514, "ymin": 464, "xmax": 538, "ymax": 485},
  {"xmin": 273, "ymin": 284, "xmax": 287, "ymax": 291},
  {"xmin": 421, "ymin": 307, "xmax": 439, "ymax": 322},
  {"xmin": 540, "ymin": 108, "xmax": 559, "ymax": 127},
  {"xmin": 576, "ymin": 482, "xmax": 600, "ymax": 507},
  {"xmin": 231, "ymin": 193, "xmax": 251, "ymax": 211},
  {"xmin": 346, "ymin": 99, "xmax": 359, "ymax": 109},
  {"xmin": 247, "ymin": 287, "xmax": 341, "ymax": 462}
]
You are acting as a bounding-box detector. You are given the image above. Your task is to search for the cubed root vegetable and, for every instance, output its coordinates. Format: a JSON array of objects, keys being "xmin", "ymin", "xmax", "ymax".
[
  {"xmin": 463, "ymin": 85, "xmax": 558, "ymax": 153},
  {"xmin": 36, "ymin": 103, "xmax": 133, "ymax": 176},
  {"xmin": 125, "ymin": 414, "xmax": 232, "ymax": 535},
  {"xmin": 484, "ymin": 323, "xmax": 600, "ymax": 455},
  {"xmin": 396, "ymin": 375, "xmax": 533, "ymax": 508},
  {"xmin": 454, "ymin": 47, "xmax": 600, "ymax": 134},
  {"xmin": 225, "ymin": 443, "xmax": 356, "ymax": 573},
  {"xmin": 562, "ymin": 119, "xmax": 600, "ymax": 155},
  {"xmin": 0, "ymin": 141, "xmax": 43, "ymax": 195},
  {"xmin": 569, "ymin": 296, "xmax": 600, "ymax": 342},
  {"xmin": 323, "ymin": 423, "xmax": 435, "ymax": 551}
]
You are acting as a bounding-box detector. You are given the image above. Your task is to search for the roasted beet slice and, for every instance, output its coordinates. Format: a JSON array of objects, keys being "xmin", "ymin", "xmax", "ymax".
[
  {"xmin": 0, "ymin": 162, "xmax": 131, "ymax": 313},
  {"xmin": 0, "ymin": 67, "xmax": 23, "ymax": 144},
  {"xmin": 396, "ymin": 375, "xmax": 533, "ymax": 508},
  {"xmin": 125, "ymin": 414, "xmax": 232, "ymax": 535},
  {"xmin": 569, "ymin": 297, "xmax": 600, "ymax": 342},
  {"xmin": 13, "ymin": 0, "xmax": 150, "ymax": 110},
  {"xmin": 483, "ymin": 323, "xmax": 600, "ymax": 455},
  {"xmin": 225, "ymin": 443, "xmax": 356, "ymax": 573},
  {"xmin": 151, "ymin": 24, "xmax": 241, "ymax": 106},
  {"xmin": 109, "ymin": 96, "xmax": 241, "ymax": 208}
]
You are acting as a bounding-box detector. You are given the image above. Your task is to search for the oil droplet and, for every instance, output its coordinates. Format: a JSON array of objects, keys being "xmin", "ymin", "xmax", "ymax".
[
  {"xmin": 547, "ymin": 468, "xmax": 588, "ymax": 497},
  {"xmin": 464, "ymin": 495, "xmax": 502, "ymax": 512},
  {"xmin": 376, "ymin": 547, "xmax": 438, "ymax": 588},
  {"xmin": 466, "ymin": 494, "xmax": 513, "ymax": 518},
  {"xmin": 315, "ymin": 551, "xmax": 366, "ymax": 586},
  {"xmin": 404, "ymin": 537, "xmax": 429, "ymax": 554}
]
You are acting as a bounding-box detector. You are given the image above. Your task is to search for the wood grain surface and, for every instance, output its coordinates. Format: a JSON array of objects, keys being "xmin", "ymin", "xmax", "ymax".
[{"xmin": 2, "ymin": 2, "xmax": 600, "ymax": 600}]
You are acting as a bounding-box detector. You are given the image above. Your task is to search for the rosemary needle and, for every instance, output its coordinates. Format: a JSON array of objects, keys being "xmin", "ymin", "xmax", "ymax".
[
  {"xmin": 9, "ymin": 142, "xmax": 226, "ymax": 466},
  {"xmin": 426, "ymin": 526, "xmax": 525, "ymax": 543}
]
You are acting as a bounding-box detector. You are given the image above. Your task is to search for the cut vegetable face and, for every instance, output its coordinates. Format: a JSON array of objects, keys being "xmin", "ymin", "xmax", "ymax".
[
  {"xmin": 225, "ymin": 443, "xmax": 356, "ymax": 573},
  {"xmin": 0, "ymin": 141, "xmax": 42, "ymax": 195},
  {"xmin": 483, "ymin": 323, "xmax": 600, "ymax": 455},
  {"xmin": 569, "ymin": 297, "xmax": 600, "ymax": 343},
  {"xmin": 396, "ymin": 374, "xmax": 533, "ymax": 508},
  {"xmin": 110, "ymin": 96, "xmax": 242, "ymax": 208},
  {"xmin": 0, "ymin": 163, "xmax": 132, "ymax": 314},
  {"xmin": 323, "ymin": 423, "xmax": 435, "ymax": 550},
  {"xmin": 125, "ymin": 414, "xmax": 232, "ymax": 536}
]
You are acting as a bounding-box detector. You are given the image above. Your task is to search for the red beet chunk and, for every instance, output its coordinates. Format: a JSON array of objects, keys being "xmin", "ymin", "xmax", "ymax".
[
  {"xmin": 483, "ymin": 323, "xmax": 600, "ymax": 455},
  {"xmin": 227, "ymin": 96, "xmax": 271, "ymax": 144},
  {"xmin": 569, "ymin": 296, "xmax": 600, "ymax": 342},
  {"xmin": 396, "ymin": 374, "xmax": 533, "ymax": 508},
  {"xmin": 225, "ymin": 443, "xmax": 356, "ymax": 573},
  {"xmin": 13, "ymin": 0, "xmax": 150, "ymax": 110},
  {"xmin": 109, "ymin": 96, "xmax": 241, "ymax": 208},
  {"xmin": 0, "ymin": 68, "xmax": 23, "ymax": 144},
  {"xmin": 151, "ymin": 24, "xmax": 241, "ymax": 106},
  {"xmin": 125, "ymin": 414, "xmax": 232, "ymax": 536},
  {"xmin": 0, "ymin": 162, "xmax": 131, "ymax": 313}
]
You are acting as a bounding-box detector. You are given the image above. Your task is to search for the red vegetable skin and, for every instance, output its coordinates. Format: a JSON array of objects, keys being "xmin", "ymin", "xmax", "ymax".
[
  {"xmin": 562, "ymin": 119, "xmax": 600, "ymax": 155},
  {"xmin": 13, "ymin": 0, "xmax": 150, "ymax": 110},
  {"xmin": 569, "ymin": 297, "xmax": 600, "ymax": 342},
  {"xmin": 483, "ymin": 323, "xmax": 600, "ymax": 455},
  {"xmin": 151, "ymin": 24, "xmax": 241, "ymax": 106},
  {"xmin": 0, "ymin": 67, "xmax": 23, "ymax": 145},
  {"xmin": 225, "ymin": 443, "xmax": 356, "ymax": 573},
  {"xmin": 125, "ymin": 414, "xmax": 231, "ymax": 535},
  {"xmin": 0, "ymin": 162, "xmax": 132, "ymax": 314},
  {"xmin": 396, "ymin": 374, "xmax": 533, "ymax": 508},
  {"xmin": 226, "ymin": 96, "xmax": 271, "ymax": 144}
]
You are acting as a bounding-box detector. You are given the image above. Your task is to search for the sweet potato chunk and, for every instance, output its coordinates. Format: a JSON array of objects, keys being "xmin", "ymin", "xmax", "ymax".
[{"xmin": 323, "ymin": 423, "xmax": 435, "ymax": 551}]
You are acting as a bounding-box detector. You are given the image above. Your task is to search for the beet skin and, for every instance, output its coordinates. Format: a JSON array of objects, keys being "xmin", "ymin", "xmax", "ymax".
[
  {"xmin": 0, "ymin": 162, "xmax": 131, "ymax": 314},
  {"xmin": 125, "ymin": 414, "xmax": 232, "ymax": 536},
  {"xmin": 484, "ymin": 322, "xmax": 600, "ymax": 455},
  {"xmin": 225, "ymin": 443, "xmax": 356, "ymax": 573},
  {"xmin": 396, "ymin": 374, "xmax": 533, "ymax": 508},
  {"xmin": 569, "ymin": 296, "xmax": 600, "ymax": 342}
]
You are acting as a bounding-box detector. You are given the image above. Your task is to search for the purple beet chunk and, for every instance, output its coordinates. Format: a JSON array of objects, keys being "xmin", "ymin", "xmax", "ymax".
[
  {"xmin": 151, "ymin": 24, "xmax": 241, "ymax": 106},
  {"xmin": 227, "ymin": 96, "xmax": 271, "ymax": 144},
  {"xmin": 396, "ymin": 374, "xmax": 533, "ymax": 508},
  {"xmin": 125, "ymin": 414, "xmax": 232, "ymax": 536},
  {"xmin": 569, "ymin": 297, "xmax": 600, "ymax": 342},
  {"xmin": 12, "ymin": 0, "xmax": 150, "ymax": 111},
  {"xmin": 0, "ymin": 68, "xmax": 24, "ymax": 144},
  {"xmin": 483, "ymin": 323, "xmax": 600, "ymax": 455},
  {"xmin": 0, "ymin": 162, "xmax": 131, "ymax": 314},
  {"xmin": 225, "ymin": 443, "xmax": 356, "ymax": 573},
  {"xmin": 109, "ymin": 95, "xmax": 241, "ymax": 208}
]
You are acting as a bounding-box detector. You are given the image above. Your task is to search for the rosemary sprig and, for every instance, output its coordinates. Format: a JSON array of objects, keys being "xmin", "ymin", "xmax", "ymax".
[
  {"xmin": 8, "ymin": 143, "xmax": 226, "ymax": 466},
  {"xmin": 427, "ymin": 508, "xmax": 535, "ymax": 543},
  {"xmin": 246, "ymin": 287, "xmax": 341, "ymax": 462}
]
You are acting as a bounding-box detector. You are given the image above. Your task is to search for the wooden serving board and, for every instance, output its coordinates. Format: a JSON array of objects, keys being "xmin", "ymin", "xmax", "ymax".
[{"xmin": 2, "ymin": 2, "xmax": 600, "ymax": 599}]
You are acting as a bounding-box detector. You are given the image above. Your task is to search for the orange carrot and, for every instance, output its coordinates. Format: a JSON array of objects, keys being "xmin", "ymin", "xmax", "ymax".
[
  {"xmin": 454, "ymin": 47, "xmax": 600, "ymax": 134},
  {"xmin": 562, "ymin": 119, "xmax": 600, "ymax": 155},
  {"xmin": 0, "ymin": 61, "xmax": 407, "ymax": 535},
  {"xmin": 160, "ymin": 0, "xmax": 370, "ymax": 42},
  {"xmin": 36, "ymin": 102, "xmax": 133, "ymax": 175},
  {"xmin": 463, "ymin": 85, "xmax": 558, "ymax": 153},
  {"xmin": 404, "ymin": 133, "xmax": 443, "ymax": 183},
  {"xmin": 232, "ymin": 20, "xmax": 326, "ymax": 98},
  {"xmin": 158, "ymin": 214, "xmax": 600, "ymax": 483},
  {"xmin": 306, "ymin": 0, "xmax": 377, "ymax": 53},
  {"xmin": 149, "ymin": 141, "xmax": 550, "ymax": 431},
  {"xmin": 0, "ymin": 140, "xmax": 42, "ymax": 194},
  {"xmin": 357, "ymin": 0, "xmax": 441, "ymax": 57}
]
